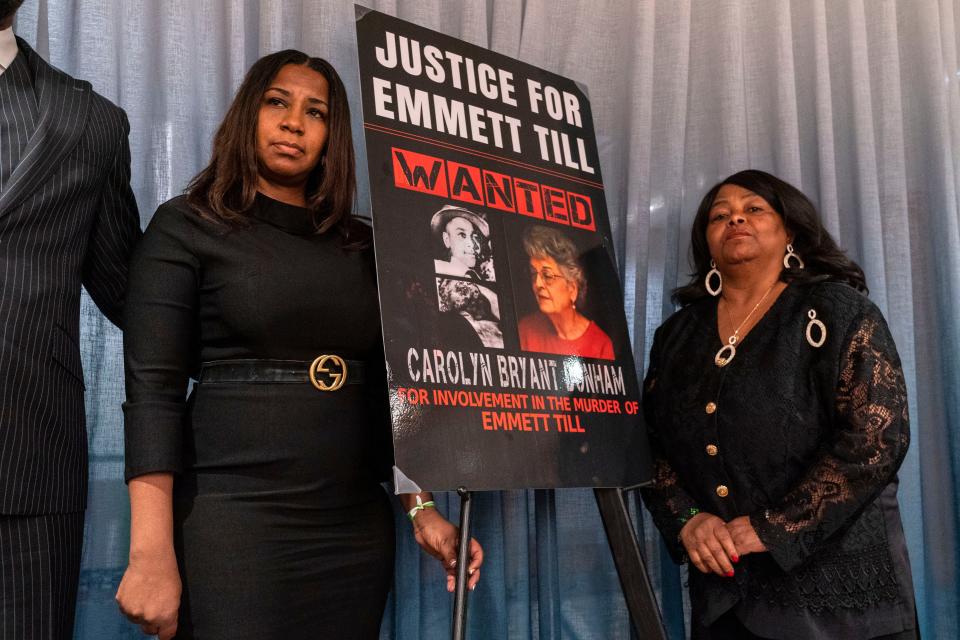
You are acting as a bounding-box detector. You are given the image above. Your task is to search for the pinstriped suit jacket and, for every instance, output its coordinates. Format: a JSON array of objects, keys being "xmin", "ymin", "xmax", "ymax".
[{"xmin": 0, "ymin": 38, "xmax": 141, "ymax": 515}]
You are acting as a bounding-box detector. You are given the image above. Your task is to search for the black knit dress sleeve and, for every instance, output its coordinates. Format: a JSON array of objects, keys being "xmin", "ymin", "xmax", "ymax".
[{"xmin": 122, "ymin": 202, "xmax": 200, "ymax": 480}]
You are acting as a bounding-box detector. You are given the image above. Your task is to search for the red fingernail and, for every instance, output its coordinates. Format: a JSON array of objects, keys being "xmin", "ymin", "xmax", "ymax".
[
  {"xmin": 725, "ymin": 570, "xmax": 735, "ymax": 577},
  {"xmin": 732, "ymin": 555, "xmax": 740, "ymax": 563}
]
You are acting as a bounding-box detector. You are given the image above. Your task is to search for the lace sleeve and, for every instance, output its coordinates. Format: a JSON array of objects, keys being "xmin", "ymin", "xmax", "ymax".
[
  {"xmin": 640, "ymin": 330, "xmax": 701, "ymax": 564},
  {"xmin": 750, "ymin": 309, "xmax": 910, "ymax": 571}
]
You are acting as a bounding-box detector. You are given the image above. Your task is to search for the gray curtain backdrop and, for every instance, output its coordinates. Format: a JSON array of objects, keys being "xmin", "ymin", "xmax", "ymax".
[{"xmin": 12, "ymin": 0, "xmax": 958, "ymax": 638}]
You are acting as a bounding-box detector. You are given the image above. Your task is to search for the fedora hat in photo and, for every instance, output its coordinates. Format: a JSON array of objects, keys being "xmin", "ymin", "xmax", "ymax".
[{"xmin": 430, "ymin": 205, "xmax": 490, "ymax": 238}]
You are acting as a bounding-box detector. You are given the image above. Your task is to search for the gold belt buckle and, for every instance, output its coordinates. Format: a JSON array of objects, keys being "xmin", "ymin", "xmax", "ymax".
[{"xmin": 309, "ymin": 355, "xmax": 348, "ymax": 391}]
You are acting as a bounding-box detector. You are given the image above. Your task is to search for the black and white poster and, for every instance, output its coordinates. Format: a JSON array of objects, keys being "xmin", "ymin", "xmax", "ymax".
[{"xmin": 356, "ymin": 6, "xmax": 652, "ymax": 491}]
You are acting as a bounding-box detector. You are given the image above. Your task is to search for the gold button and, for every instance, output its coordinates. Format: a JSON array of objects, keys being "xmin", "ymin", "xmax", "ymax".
[
  {"xmin": 716, "ymin": 485, "xmax": 729, "ymax": 497},
  {"xmin": 705, "ymin": 402, "xmax": 717, "ymax": 414},
  {"xmin": 706, "ymin": 444, "xmax": 719, "ymax": 456}
]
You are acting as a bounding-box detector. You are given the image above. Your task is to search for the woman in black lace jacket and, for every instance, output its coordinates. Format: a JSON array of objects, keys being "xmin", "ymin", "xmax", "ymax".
[{"xmin": 641, "ymin": 170, "xmax": 917, "ymax": 639}]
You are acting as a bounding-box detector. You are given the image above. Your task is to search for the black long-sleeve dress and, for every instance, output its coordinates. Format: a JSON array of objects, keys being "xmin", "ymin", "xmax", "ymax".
[
  {"xmin": 640, "ymin": 281, "xmax": 916, "ymax": 639},
  {"xmin": 122, "ymin": 194, "xmax": 395, "ymax": 639}
]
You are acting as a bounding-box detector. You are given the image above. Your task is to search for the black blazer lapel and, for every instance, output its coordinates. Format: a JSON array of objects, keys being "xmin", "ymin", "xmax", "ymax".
[{"xmin": 0, "ymin": 37, "xmax": 91, "ymax": 220}]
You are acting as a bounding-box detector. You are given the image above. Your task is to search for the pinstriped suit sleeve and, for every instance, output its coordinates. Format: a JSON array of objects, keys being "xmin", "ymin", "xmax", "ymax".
[
  {"xmin": 81, "ymin": 109, "xmax": 141, "ymax": 328},
  {"xmin": 123, "ymin": 203, "xmax": 199, "ymax": 481}
]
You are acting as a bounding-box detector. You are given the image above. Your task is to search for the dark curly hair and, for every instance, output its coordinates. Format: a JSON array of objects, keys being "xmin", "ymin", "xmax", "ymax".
[{"xmin": 672, "ymin": 170, "xmax": 866, "ymax": 305}]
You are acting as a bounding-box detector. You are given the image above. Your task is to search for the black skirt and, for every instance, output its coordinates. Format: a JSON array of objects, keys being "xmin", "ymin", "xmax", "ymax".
[{"xmin": 171, "ymin": 381, "xmax": 395, "ymax": 640}]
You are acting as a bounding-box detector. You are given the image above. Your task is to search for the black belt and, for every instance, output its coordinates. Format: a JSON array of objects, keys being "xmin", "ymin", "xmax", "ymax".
[{"xmin": 198, "ymin": 357, "xmax": 365, "ymax": 391}]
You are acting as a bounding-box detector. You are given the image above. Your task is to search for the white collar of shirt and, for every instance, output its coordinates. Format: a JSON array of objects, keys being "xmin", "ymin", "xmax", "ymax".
[{"xmin": 0, "ymin": 27, "xmax": 17, "ymax": 74}]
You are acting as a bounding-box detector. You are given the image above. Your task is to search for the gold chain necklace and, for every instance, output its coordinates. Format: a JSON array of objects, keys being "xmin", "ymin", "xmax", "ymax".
[{"xmin": 714, "ymin": 282, "xmax": 778, "ymax": 367}]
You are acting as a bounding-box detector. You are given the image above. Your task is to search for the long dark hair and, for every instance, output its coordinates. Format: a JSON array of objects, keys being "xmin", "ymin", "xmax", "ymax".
[
  {"xmin": 673, "ymin": 170, "xmax": 866, "ymax": 305},
  {"xmin": 186, "ymin": 50, "xmax": 363, "ymax": 244},
  {"xmin": 0, "ymin": 1, "xmax": 25, "ymax": 22}
]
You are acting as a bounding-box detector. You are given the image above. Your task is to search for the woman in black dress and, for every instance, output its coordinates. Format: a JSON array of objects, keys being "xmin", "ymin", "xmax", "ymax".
[
  {"xmin": 115, "ymin": 50, "xmax": 482, "ymax": 640},
  {"xmin": 641, "ymin": 170, "xmax": 916, "ymax": 639}
]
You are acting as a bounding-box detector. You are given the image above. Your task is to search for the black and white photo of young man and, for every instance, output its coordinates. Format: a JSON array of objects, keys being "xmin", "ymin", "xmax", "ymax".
[{"xmin": 430, "ymin": 204, "xmax": 496, "ymax": 282}]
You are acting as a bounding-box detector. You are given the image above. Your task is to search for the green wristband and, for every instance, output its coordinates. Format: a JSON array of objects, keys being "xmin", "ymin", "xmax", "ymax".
[{"xmin": 407, "ymin": 496, "xmax": 436, "ymax": 521}]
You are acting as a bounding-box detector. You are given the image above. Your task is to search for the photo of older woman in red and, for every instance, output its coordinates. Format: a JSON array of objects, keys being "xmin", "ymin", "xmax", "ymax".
[{"xmin": 517, "ymin": 225, "xmax": 614, "ymax": 360}]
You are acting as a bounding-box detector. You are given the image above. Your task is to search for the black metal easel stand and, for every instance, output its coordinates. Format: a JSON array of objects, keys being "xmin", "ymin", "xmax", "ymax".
[
  {"xmin": 451, "ymin": 487, "xmax": 473, "ymax": 640},
  {"xmin": 450, "ymin": 487, "xmax": 667, "ymax": 640},
  {"xmin": 595, "ymin": 487, "xmax": 668, "ymax": 639}
]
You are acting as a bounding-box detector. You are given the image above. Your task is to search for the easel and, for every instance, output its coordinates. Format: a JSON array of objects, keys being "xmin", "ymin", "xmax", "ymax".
[
  {"xmin": 451, "ymin": 487, "xmax": 473, "ymax": 640},
  {"xmin": 449, "ymin": 486, "xmax": 668, "ymax": 640},
  {"xmin": 594, "ymin": 487, "xmax": 668, "ymax": 639}
]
